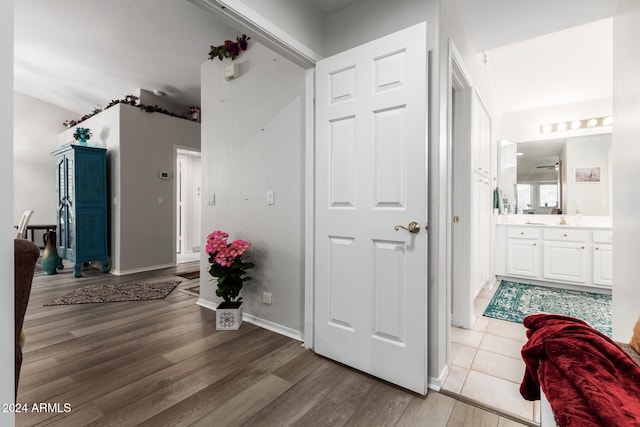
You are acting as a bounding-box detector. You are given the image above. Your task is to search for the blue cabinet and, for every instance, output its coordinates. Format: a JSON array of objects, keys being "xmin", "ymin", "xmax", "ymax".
[{"xmin": 53, "ymin": 144, "xmax": 110, "ymax": 277}]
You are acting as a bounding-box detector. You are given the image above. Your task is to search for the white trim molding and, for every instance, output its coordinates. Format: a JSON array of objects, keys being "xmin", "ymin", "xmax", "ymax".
[
  {"xmin": 303, "ymin": 68, "xmax": 315, "ymax": 350},
  {"xmin": 188, "ymin": 0, "xmax": 322, "ymax": 68},
  {"xmin": 110, "ymin": 262, "xmax": 176, "ymax": 276}
]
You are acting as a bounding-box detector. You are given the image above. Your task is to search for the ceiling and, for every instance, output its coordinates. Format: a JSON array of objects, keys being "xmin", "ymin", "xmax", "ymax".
[{"xmin": 14, "ymin": 0, "xmax": 617, "ymax": 116}]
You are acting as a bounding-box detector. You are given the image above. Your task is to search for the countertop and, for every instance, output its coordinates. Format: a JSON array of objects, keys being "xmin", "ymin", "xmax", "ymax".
[{"xmin": 496, "ymin": 215, "xmax": 612, "ymax": 230}]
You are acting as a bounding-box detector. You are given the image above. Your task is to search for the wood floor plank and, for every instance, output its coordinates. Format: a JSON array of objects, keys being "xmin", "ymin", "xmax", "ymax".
[
  {"xmin": 343, "ymin": 381, "xmax": 414, "ymax": 427},
  {"xmin": 446, "ymin": 400, "xmax": 501, "ymax": 427},
  {"xmin": 290, "ymin": 369, "xmax": 377, "ymax": 426},
  {"xmin": 242, "ymin": 357, "xmax": 347, "ymax": 426},
  {"xmin": 188, "ymin": 374, "xmax": 293, "ymax": 427},
  {"xmin": 396, "ymin": 391, "xmax": 457, "ymax": 427},
  {"xmin": 136, "ymin": 341, "xmax": 305, "ymax": 427}
]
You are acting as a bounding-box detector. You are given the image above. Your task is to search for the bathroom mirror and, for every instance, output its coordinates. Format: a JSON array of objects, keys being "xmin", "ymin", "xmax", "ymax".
[{"xmin": 500, "ymin": 133, "xmax": 612, "ymax": 216}]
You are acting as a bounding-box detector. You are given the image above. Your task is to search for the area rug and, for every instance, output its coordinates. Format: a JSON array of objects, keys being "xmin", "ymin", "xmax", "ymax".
[
  {"xmin": 179, "ymin": 285, "xmax": 200, "ymax": 297},
  {"xmin": 44, "ymin": 280, "xmax": 181, "ymax": 306},
  {"xmin": 483, "ymin": 280, "xmax": 612, "ymax": 336},
  {"xmin": 175, "ymin": 270, "xmax": 200, "ymax": 280}
]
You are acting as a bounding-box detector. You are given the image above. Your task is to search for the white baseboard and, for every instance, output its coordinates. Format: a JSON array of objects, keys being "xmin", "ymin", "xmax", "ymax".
[
  {"xmin": 196, "ymin": 299, "xmax": 303, "ymax": 342},
  {"xmin": 242, "ymin": 312, "xmax": 303, "ymax": 342},
  {"xmin": 428, "ymin": 365, "xmax": 450, "ymax": 391},
  {"xmin": 111, "ymin": 262, "xmax": 176, "ymax": 276},
  {"xmin": 196, "ymin": 298, "xmax": 218, "ymax": 311}
]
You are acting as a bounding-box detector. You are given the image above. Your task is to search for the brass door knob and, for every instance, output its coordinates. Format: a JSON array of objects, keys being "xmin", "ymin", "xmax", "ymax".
[{"xmin": 395, "ymin": 221, "xmax": 420, "ymax": 234}]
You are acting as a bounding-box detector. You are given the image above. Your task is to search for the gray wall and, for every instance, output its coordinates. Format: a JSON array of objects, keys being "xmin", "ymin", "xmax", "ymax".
[
  {"xmin": 200, "ymin": 42, "xmax": 306, "ymax": 335},
  {"xmin": 14, "ymin": 92, "xmax": 79, "ymax": 226}
]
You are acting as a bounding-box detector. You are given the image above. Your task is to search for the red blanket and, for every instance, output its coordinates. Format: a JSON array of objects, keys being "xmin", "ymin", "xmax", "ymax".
[{"xmin": 520, "ymin": 314, "xmax": 640, "ymax": 426}]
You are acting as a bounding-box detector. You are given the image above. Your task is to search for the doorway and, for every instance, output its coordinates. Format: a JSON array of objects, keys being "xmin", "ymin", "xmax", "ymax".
[{"xmin": 176, "ymin": 148, "xmax": 201, "ymax": 264}]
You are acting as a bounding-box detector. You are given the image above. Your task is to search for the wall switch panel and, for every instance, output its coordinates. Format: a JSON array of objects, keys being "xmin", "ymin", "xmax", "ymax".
[{"xmin": 267, "ymin": 190, "xmax": 274, "ymax": 205}]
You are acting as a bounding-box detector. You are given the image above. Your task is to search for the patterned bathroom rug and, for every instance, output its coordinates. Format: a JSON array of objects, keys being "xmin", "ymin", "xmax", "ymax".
[
  {"xmin": 44, "ymin": 280, "xmax": 181, "ymax": 306},
  {"xmin": 483, "ymin": 280, "xmax": 612, "ymax": 336}
]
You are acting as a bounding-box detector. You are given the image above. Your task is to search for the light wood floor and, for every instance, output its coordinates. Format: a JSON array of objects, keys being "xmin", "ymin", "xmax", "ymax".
[{"xmin": 17, "ymin": 262, "xmax": 534, "ymax": 427}]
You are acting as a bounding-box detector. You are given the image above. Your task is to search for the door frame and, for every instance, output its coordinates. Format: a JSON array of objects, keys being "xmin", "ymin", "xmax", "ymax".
[
  {"xmin": 173, "ymin": 145, "xmax": 202, "ymax": 265},
  {"xmin": 446, "ymin": 39, "xmax": 473, "ymax": 357},
  {"xmin": 303, "ymin": 69, "xmax": 315, "ymax": 349}
]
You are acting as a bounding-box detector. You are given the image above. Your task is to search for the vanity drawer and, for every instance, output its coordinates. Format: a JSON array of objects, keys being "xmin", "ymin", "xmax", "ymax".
[
  {"xmin": 507, "ymin": 227, "xmax": 539, "ymax": 239},
  {"xmin": 543, "ymin": 229, "xmax": 589, "ymax": 242},
  {"xmin": 593, "ymin": 230, "xmax": 613, "ymax": 243}
]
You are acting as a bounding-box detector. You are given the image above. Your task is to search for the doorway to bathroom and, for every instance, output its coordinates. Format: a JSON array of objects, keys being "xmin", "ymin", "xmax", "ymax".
[{"xmin": 176, "ymin": 148, "xmax": 201, "ymax": 263}]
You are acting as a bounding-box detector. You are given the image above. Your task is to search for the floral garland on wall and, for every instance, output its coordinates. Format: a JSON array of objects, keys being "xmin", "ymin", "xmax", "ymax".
[
  {"xmin": 208, "ymin": 34, "xmax": 250, "ymax": 61},
  {"xmin": 63, "ymin": 95, "xmax": 200, "ymax": 128},
  {"xmin": 62, "ymin": 33, "xmax": 251, "ymax": 128}
]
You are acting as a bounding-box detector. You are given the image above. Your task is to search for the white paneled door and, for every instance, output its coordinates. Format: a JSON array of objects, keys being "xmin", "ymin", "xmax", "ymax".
[{"xmin": 314, "ymin": 22, "xmax": 428, "ymax": 394}]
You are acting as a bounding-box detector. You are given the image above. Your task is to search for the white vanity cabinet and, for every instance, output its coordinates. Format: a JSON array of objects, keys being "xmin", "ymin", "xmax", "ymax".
[
  {"xmin": 496, "ymin": 223, "xmax": 613, "ymax": 290},
  {"xmin": 542, "ymin": 229, "xmax": 589, "ymax": 284},
  {"xmin": 506, "ymin": 227, "xmax": 540, "ymax": 278}
]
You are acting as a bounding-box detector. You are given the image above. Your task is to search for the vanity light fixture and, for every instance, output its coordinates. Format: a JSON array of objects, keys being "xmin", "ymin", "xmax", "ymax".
[{"xmin": 539, "ymin": 116, "xmax": 613, "ymax": 134}]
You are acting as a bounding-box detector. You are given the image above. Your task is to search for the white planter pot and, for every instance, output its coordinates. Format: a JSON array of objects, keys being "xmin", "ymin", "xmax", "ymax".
[{"xmin": 216, "ymin": 303, "xmax": 242, "ymax": 330}]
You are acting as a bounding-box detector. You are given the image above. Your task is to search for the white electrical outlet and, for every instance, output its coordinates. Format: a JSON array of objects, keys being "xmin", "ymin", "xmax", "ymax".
[
  {"xmin": 266, "ymin": 190, "xmax": 274, "ymax": 205},
  {"xmin": 262, "ymin": 292, "xmax": 272, "ymax": 305}
]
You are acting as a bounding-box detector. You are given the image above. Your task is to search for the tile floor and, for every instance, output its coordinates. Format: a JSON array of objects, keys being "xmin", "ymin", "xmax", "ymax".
[{"xmin": 442, "ymin": 285, "xmax": 540, "ymax": 424}]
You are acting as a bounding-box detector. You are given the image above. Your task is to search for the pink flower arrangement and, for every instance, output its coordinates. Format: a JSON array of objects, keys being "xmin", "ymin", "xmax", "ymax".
[{"xmin": 206, "ymin": 230, "xmax": 254, "ymax": 305}]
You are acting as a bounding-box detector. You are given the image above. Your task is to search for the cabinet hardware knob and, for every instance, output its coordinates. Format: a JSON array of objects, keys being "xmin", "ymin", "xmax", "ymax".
[
  {"xmin": 563, "ymin": 234, "xmax": 568, "ymax": 237},
  {"xmin": 595, "ymin": 247, "xmax": 600, "ymax": 250},
  {"xmin": 533, "ymin": 243, "xmax": 537, "ymax": 246},
  {"xmin": 520, "ymin": 232, "xmax": 524, "ymax": 235},
  {"xmin": 581, "ymin": 246, "xmax": 585, "ymax": 249}
]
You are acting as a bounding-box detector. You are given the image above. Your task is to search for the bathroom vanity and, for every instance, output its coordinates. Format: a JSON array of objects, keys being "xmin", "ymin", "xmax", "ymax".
[{"xmin": 496, "ymin": 215, "xmax": 612, "ymax": 291}]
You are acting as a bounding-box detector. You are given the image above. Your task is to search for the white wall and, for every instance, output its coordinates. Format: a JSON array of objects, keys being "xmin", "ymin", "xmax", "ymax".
[
  {"xmin": 612, "ymin": 0, "xmax": 640, "ymax": 341},
  {"xmin": 230, "ymin": 0, "xmax": 326, "ymax": 56},
  {"xmin": 564, "ymin": 134, "xmax": 611, "ymax": 216},
  {"xmin": 1, "ymin": 0, "xmax": 15, "ymax": 422},
  {"xmin": 14, "ymin": 92, "xmax": 79, "ymax": 226},
  {"xmin": 324, "ymin": 0, "xmax": 429, "ymax": 56},
  {"xmin": 200, "ymin": 42, "xmax": 306, "ymax": 335},
  {"xmin": 59, "ymin": 104, "xmax": 200, "ymax": 274}
]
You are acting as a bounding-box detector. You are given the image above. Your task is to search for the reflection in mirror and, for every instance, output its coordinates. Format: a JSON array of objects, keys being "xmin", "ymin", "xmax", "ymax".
[{"xmin": 500, "ymin": 133, "xmax": 611, "ymax": 215}]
